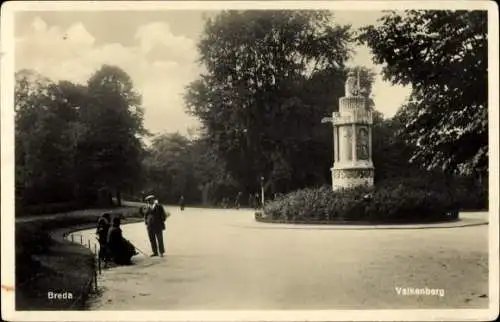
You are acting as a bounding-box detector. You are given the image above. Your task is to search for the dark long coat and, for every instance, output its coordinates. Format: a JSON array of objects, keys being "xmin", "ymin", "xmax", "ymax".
[
  {"xmin": 144, "ymin": 203, "xmax": 167, "ymax": 231},
  {"xmin": 107, "ymin": 226, "xmax": 136, "ymax": 265}
]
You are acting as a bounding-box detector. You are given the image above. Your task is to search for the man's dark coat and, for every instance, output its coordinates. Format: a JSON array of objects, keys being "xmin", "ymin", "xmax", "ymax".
[{"xmin": 144, "ymin": 203, "xmax": 167, "ymax": 231}]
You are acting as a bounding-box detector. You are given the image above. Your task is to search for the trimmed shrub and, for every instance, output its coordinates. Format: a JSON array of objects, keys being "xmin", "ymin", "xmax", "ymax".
[
  {"xmin": 454, "ymin": 180, "xmax": 488, "ymax": 211},
  {"xmin": 262, "ymin": 180, "xmax": 460, "ymax": 224}
]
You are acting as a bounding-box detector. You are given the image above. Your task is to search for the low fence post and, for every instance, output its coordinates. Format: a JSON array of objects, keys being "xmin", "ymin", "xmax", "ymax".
[
  {"xmin": 94, "ymin": 266, "xmax": 98, "ymax": 292},
  {"xmin": 71, "ymin": 234, "xmax": 74, "ymax": 243},
  {"xmin": 80, "ymin": 235, "xmax": 83, "ymax": 244},
  {"xmin": 88, "ymin": 240, "xmax": 91, "ymax": 249},
  {"xmin": 98, "ymin": 253, "xmax": 101, "ymax": 274}
]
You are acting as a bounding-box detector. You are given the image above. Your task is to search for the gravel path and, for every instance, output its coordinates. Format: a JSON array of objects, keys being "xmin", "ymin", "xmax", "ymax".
[{"xmin": 71, "ymin": 208, "xmax": 489, "ymax": 310}]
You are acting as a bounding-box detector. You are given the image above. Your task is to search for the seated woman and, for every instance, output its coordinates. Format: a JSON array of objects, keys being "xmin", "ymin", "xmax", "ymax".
[
  {"xmin": 96, "ymin": 213, "xmax": 111, "ymax": 262},
  {"xmin": 107, "ymin": 217, "xmax": 138, "ymax": 265}
]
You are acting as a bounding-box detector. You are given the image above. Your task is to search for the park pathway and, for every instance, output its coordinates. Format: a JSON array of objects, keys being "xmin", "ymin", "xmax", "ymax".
[{"xmin": 72, "ymin": 208, "xmax": 489, "ymax": 310}]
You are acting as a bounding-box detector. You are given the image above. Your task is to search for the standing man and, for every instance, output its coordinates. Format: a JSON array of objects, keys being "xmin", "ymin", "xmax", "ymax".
[{"xmin": 143, "ymin": 195, "xmax": 168, "ymax": 257}]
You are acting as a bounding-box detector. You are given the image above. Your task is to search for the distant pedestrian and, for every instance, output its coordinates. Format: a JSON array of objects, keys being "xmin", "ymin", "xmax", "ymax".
[
  {"xmin": 254, "ymin": 193, "xmax": 260, "ymax": 209},
  {"xmin": 143, "ymin": 195, "xmax": 169, "ymax": 257},
  {"xmin": 234, "ymin": 192, "xmax": 242, "ymax": 209},
  {"xmin": 179, "ymin": 195, "xmax": 185, "ymax": 211}
]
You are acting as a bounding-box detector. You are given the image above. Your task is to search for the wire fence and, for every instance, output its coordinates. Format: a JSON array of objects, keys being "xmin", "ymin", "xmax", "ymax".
[{"xmin": 63, "ymin": 231, "xmax": 102, "ymax": 302}]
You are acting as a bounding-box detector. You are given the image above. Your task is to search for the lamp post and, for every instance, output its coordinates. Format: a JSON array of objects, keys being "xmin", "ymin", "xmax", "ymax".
[{"xmin": 260, "ymin": 176, "xmax": 265, "ymax": 208}]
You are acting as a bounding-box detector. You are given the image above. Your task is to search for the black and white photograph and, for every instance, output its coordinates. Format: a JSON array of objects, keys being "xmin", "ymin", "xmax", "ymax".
[{"xmin": 1, "ymin": 1, "xmax": 498, "ymax": 321}]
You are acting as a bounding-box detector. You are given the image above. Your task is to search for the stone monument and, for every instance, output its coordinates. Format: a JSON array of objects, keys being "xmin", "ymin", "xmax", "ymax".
[{"xmin": 323, "ymin": 70, "xmax": 374, "ymax": 190}]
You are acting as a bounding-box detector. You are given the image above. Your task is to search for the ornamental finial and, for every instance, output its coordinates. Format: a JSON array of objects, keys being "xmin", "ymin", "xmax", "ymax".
[{"xmin": 345, "ymin": 70, "xmax": 357, "ymax": 97}]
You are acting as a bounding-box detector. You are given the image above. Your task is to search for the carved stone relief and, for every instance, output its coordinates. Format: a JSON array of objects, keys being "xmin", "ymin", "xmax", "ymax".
[
  {"xmin": 332, "ymin": 168, "xmax": 374, "ymax": 179},
  {"xmin": 356, "ymin": 127, "xmax": 369, "ymax": 160}
]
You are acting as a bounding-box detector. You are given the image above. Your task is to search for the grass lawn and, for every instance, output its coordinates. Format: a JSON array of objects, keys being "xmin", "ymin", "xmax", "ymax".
[{"xmin": 15, "ymin": 206, "xmax": 143, "ymax": 310}]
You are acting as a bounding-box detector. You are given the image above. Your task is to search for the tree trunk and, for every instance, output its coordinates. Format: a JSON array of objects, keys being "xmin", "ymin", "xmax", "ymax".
[
  {"xmin": 198, "ymin": 183, "xmax": 210, "ymax": 206},
  {"xmin": 116, "ymin": 189, "xmax": 122, "ymax": 207}
]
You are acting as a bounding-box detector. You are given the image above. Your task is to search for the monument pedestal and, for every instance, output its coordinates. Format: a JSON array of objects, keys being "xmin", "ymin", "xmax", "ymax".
[
  {"xmin": 330, "ymin": 71, "xmax": 375, "ymax": 191},
  {"xmin": 331, "ymin": 165, "xmax": 374, "ymax": 190}
]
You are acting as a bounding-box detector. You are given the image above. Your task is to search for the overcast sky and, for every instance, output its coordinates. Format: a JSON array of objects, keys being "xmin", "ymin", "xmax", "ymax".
[{"xmin": 15, "ymin": 10, "xmax": 411, "ymax": 136}]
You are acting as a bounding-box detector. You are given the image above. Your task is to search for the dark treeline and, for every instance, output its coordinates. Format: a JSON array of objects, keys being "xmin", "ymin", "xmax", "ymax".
[
  {"xmin": 141, "ymin": 132, "xmax": 238, "ymax": 205},
  {"xmin": 15, "ymin": 10, "xmax": 488, "ymax": 212},
  {"xmin": 15, "ymin": 66, "xmax": 147, "ymax": 214}
]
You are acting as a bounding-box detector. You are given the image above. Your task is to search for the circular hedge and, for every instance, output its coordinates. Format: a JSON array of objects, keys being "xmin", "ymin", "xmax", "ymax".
[{"xmin": 257, "ymin": 180, "xmax": 462, "ymax": 224}]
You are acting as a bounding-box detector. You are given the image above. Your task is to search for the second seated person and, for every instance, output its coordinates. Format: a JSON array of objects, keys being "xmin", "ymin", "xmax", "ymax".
[{"xmin": 107, "ymin": 216, "xmax": 138, "ymax": 265}]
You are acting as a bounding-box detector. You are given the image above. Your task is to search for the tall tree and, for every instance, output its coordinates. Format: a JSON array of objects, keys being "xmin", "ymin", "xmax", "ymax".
[
  {"xmin": 50, "ymin": 80, "xmax": 90, "ymax": 202},
  {"xmin": 15, "ymin": 70, "xmax": 81, "ymax": 205},
  {"xmin": 15, "ymin": 66, "xmax": 148, "ymax": 209},
  {"xmin": 143, "ymin": 133, "xmax": 192, "ymax": 203},
  {"xmin": 358, "ymin": 10, "xmax": 488, "ymax": 176},
  {"xmin": 80, "ymin": 65, "xmax": 147, "ymax": 205},
  {"xmin": 189, "ymin": 136, "xmax": 239, "ymax": 204},
  {"xmin": 185, "ymin": 10, "xmax": 353, "ymax": 193},
  {"xmin": 371, "ymin": 110, "xmax": 421, "ymax": 182}
]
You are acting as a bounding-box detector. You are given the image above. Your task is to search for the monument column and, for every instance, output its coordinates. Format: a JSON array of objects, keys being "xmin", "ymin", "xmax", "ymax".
[
  {"xmin": 331, "ymin": 70, "xmax": 375, "ymax": 190},
  {"xmin": 333, "ymin": 125, "xmax": 338, "ymax": 162},
  {"xmin": 368, "ymin": 126, "xmax": 373, "ymax": 160}
]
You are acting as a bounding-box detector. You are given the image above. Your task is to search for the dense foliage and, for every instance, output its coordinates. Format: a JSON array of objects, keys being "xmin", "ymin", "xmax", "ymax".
[
  {"xmin": 261, "ymin": 179, "xmax": 468, "ymax": 224},
  {"xmin": 358, "ymin": 10, "xmax": 488, "ymax": 176},
  {"xmin": 142, "ymin": 133, "xmax": 239, "ymax": 205},
  {"xmin": 15, "ymin": 66, "xmax": 146, "ymax": 213},
  {"xmin": 261, "ymin": 169, "xmax": 487, "ymax": 223},
  {"xmin": 371, "ymin": 111, "xmax": 422, "ymax": 182},
  {"xmin": 185, "ymin": 10, "xmax": 355, "ymax": 195}
]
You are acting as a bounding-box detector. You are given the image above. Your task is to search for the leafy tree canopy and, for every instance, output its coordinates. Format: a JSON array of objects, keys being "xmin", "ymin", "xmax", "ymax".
[
  {"xmin": 15, "ymin": 65, "xmax": 147, "ymax": 207},
  {"xmin": 143, "ymin": 132, "xmax": 237, "ymax": 205},
  {"xmin": 358, "ymin": 10, "xmax": 488, "ymax": 175},
  {"xmin": 80, "ymin": 65, "xmax": 147, "ymax": 195},
  {"xmin": 185, "ymin": 10, "xmax": 354, "ymax": 193},
  {"xmin": 15, "ymin": 70, "xmax": 83, "ymax": 204}
]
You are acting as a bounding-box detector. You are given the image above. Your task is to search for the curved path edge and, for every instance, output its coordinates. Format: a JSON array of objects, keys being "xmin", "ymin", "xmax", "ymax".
[
  {"xmin": 249, "ymin": 212, "xmax": 489, "ymax": 230},
  {"xmin": 14, "ymin": 207, "xmax": 143, "ymax": 310}
]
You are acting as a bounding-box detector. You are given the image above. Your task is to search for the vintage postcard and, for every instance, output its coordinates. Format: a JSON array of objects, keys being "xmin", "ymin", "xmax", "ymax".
[{"xmin": 1, "ymin": 1, "xmax": 499, "ymax": 321}]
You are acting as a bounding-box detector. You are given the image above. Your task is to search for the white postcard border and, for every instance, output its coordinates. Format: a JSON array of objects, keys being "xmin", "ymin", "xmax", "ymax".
[{"xmin": 1, "ymin": 1, "xmax": 498, "ymax": 321}]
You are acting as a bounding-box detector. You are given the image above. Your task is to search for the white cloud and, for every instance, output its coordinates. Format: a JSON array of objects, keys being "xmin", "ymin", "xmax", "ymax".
[
  {"xmin": 65, "ymin": 22, "xmax": 95, "ymax": 46},
  {"xmin": 135, "ymin": 21, "xmax": 198, "ymax": 63},
  {"xmin": 15, "ymin": 17, "xmax": 202, "ymax": 135}
]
